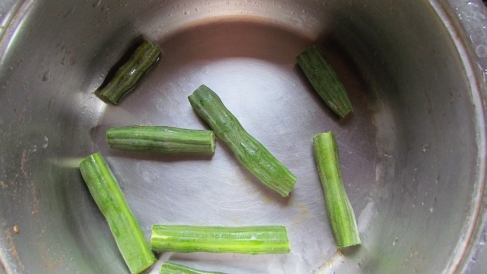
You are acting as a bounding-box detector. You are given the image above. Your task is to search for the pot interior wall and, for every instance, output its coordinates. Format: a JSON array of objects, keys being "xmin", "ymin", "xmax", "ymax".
[{"xmin": 0, "ymin": 0, "xmax": 482, "ymax": 273}]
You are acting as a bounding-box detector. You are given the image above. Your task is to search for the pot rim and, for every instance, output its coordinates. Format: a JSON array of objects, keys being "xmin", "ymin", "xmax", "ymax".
[{"xmin": 0, "ymin": 0, "xmax": 486, "ymax": 273}]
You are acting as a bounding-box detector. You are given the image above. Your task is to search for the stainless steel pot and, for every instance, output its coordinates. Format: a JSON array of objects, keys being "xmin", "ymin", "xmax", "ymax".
[{"xmin": 1, "ymin": 0, "xmax": 487, "ymax": 273}]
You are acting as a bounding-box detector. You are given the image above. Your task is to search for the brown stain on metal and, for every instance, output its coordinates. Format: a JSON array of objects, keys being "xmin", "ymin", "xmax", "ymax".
[
  {"xmin": 37, "ymin": 242, "xmax": 61, "ymax": 270},
  {"xmin": 18, "ymin": 146, "xmax": 40, "ymax": 215},
  {"xmin": 3, "ymin": 226, "xmax": 24, "ymax": 271},
  {"xmin": 20, "ymin": 150, "xmax": 28, "ymax": 178},
  {"xmin": 28, "ymin": 178, "xmax": 39, "ymax": 217},
  {"xmin": 290, "ymin": 199, "xmax": 310, "ymax": 226}
]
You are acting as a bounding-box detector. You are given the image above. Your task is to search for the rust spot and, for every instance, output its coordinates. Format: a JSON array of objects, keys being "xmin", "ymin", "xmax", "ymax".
[
  {"xmin": 38, "ymin": 242, "xmax": 58, "ymax": 270},
  {"xmin": 20, "ymin": 150, "xmax": 28, "ymax": 178},
  {"xmin": 4, "ymin": 227, "xmax": 24, "ymax": 271},
  {"xmin": 290, "ymin": 199, "xmax": 310, "ymax": 226}
]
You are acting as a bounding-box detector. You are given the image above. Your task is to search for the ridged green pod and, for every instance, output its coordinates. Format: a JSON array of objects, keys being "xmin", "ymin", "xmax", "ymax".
[
  {"xmin": 313, "ymin": 132, "xmax": 360, "ymax": 248},
  {"xmin": 106, "ymin": 126, "xmax": 215, "ymax": 154},
  {"xmin": 79, "ymin": 153, "xmax": 156, "ymax": 273},
  {"xmin": 151, "ymin": 225, "xmax": 290, "ymax": 254},
  {"xmin": 188, "ymin": 85, "xmax": 297, "ymax": 197},
  {"xmin": 297, "ymin": 45, "xmax": 353, "ymax": 118},
  {"xmin": 99, "ymin": 39, "xmax": 161, "ymax": 104}
]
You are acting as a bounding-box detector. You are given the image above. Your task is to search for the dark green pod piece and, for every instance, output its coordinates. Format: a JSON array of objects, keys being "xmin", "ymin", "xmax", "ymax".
[
  {"xmin": 297, "ymin": 45, "xmax": 353, "ymax": 118},
  {"xmin": 99, "ymin": 39, "xmax": 161, "ymax": 104}
]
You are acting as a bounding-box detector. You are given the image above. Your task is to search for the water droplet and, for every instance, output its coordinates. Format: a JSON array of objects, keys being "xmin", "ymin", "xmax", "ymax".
[
  {"xmin": 42, "ymin": 136, "xmax": 49, "ymax": 148},
  {"xmin": 393, "ymin": 237, "xmax": 398, "ymax": 246},
  {"xmin": 422, "ymin": 144, "xmax": 429, "ymax": 153},
  {"xmin": 29, "ymin": 145, "xmax": 37, "ymax": 153},
  {"xmin": 92, "ymin": 0, "xmax": 101, "ymax": 8},
  {"xmin": 429, "ymin": 207, "xmax": 434, "ymax": 213},
  {"xmin": 476, "ymin": 44, "xmax": 487, "ymax": 58}
]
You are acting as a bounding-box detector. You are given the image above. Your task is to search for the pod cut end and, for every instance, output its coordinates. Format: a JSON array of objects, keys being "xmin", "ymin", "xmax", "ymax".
[
  {"xmin": 275, "ymin": 174, "xmax": 297, "ymax": 197},
  {"xmin": 209, "ymin": 130, "xmax": 216, "ymax": 154}
]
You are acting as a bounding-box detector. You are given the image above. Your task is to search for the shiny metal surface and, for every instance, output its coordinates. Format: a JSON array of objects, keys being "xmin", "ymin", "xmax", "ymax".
[{"xmin": 0, "ymin": 0, "xmax": 486, "ymax": 273}]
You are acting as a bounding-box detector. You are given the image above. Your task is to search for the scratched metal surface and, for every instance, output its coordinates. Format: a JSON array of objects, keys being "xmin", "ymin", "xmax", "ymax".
[{"xmin": 0, "ymin": 0, "xmax": 485, "ymax": 273}]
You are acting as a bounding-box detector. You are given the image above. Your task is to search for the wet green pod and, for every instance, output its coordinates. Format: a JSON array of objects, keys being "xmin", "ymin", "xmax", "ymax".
[{"xmin": 99, "ymin": 39, "xmax": 160, "ymax": 104}]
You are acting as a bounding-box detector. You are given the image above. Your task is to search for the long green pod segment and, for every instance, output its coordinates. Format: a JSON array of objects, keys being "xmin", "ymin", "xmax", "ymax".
[
  {"xmin": 313, "ymin": 132, "xmax": 360, "ymax": 248},
  {"xmin": 188, "ymin": 85, "xmax": 297, "ymax": 197},
  {"xmin": 297, "ymin": 45, "xmax": 353, "ymax": 118},
  {"xmin": 151, "ymin": 225, "xmax": 290, "ymax": 254},
  {"xmin": 99, "ymin": 39, "xmax": 161, "ymax": 104},
  {"xmin": 79, "ymin": 153, "xmax": 156, "ymax": 273},
  {"xmin": 106, "ymin": 126, "xmax": 216, "ymax": 154},
  {"xmin": 159, "ymin": 262, "xmax": 224, "ymax": 274}
]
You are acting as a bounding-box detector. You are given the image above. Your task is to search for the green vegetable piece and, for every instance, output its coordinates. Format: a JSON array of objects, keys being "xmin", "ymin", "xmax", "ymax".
[
  {"xmin": 313, "ymin": 132, "xmax": 360, "ymax": 248},
  {"xmin": 99, "ymin": 39, "xmax": 161, "ymax": 104},
  {"xmin": 159, "ymin": 262, "xmax": 224, "ymax": 274},
  {"xmin": 106, "ymin": 126, "xmax": 216, "ymax": 154},
  {"xmin": 79, "ymin": 153, "xmax": 156, "ymax": 273},
  {"xmin": 188, "ymin": 85, "xmax": 297, "ymax": 197},
  {"xmin": 297, "ymin": 45, "xmax": 353, "ymax": 118},
  {"xmin": 151, "ymin": 225, "xmax": 290, "ymax": 254}
]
